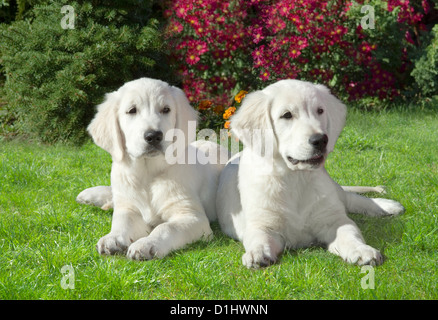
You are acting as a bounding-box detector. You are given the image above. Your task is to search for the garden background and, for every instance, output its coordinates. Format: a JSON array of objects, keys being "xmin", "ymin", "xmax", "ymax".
[{"xmin": 0, "ymin": 0, "xmax": 437, "ymax": 300}]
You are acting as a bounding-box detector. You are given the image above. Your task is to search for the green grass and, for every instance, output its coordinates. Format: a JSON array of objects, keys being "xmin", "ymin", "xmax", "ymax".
[{"xmin": 1, "ymin": 107, "xmax": 437, "ymax": 299}]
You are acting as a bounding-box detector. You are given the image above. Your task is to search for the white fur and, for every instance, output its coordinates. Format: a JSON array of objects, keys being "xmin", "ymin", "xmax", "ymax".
[
  {"xmin": 216, "ymin": 79, "xmax": 405, "ymax": 268},
  {"xmin": 76, "ymin": 186, "xmax": 113, "ymax": 210},
  {"xmin": 79, "ymin": 78, "xmax": 226, "ymax": 260}
]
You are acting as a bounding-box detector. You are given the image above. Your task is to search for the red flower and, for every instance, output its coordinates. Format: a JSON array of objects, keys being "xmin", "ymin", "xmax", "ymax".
[
  {"xmin": 168, "ymin": 19, "xmax": 183, "ymax": 34},
  {"xmin": 251, "ymin": 26, "xmax": 264, "ymax": 44},
  {"xmin": 288, "ymin": 47, "xmax": 301, "ymax": 58},
  {"xmin": 360, "ymin": 42, "xmax": 372, "ymax": 53},
  {"xmin": 260, "ymin": 69, "xmax": 270, "ymax": 81},
  {"xmin": 251, "ymin": 45, "xmax": 267, "ymax": 68},
  {"xmin": 186, "ymin": 53, "xmax": 200, "ymax": 65}
]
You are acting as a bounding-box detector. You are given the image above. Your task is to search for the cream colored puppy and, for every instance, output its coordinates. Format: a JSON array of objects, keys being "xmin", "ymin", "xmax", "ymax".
[
  {"xmin": 79, "ymin": 78, "xmax": 226, "ymax": 260},
  {"xmin": 216, "ymin": 79, "xmax": 404, "ymax": 268}
]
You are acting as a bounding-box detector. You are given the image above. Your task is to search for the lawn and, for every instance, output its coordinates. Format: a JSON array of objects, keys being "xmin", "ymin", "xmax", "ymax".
[{"xmin": 0, "ymin": 106, "xmax": 437, "ymax": 300}]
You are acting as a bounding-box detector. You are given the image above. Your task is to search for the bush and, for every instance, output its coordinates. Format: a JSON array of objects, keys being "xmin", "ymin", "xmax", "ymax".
[
  {"xmin": 411, "ymin": 24, "xmax": 438, "ymax": 97},
  {"xmin": 164, "ymin": 0, "xmax": 431, "ymax": 105},
  {"xmin": 0, "ymin": 0, "xmax": 166, "ymax": 144}
]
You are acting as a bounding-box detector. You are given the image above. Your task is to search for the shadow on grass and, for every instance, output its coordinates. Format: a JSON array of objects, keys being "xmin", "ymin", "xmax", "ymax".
[
  {"xmin": 87, "ymin": 206, "xmax": 405, "ymax": 268},
  {"xmin": 168, "ymin": 214, "xmax": 406, "ymax": 266},
  {"xmin": 349, "ymin": 213, "xmax": 405, "ymax": 257}
]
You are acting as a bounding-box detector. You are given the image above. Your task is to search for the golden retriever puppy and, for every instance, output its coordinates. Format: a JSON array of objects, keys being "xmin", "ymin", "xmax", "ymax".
[
  {"xmin": 216, "ymin": 79, "xmax": 405, "ymax": 268},
  {"xmin": 78, "ymin": 78, "xmax": 226, "ymax": 260}
]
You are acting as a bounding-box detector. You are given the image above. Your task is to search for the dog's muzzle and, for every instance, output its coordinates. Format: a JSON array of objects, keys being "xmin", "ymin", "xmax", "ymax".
[{"xmin": 287, "ymin": 133, "xmax": 328, "ymax": 167}]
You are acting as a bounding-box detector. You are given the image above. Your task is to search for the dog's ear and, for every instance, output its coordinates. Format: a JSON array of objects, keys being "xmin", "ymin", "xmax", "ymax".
[
  {"xmin": 316, "ymin": 84, "xmax": 347, "ymax": 153},
  {"xmin": 230, "ymin": 90, "xmax": 276, "ymax": 154},
  {"xmin": 87, "ymin": 91, "xmax": 125, "ymax": 162},
  {"xmin": 170, "ymin": 85, "xmax": 198, "ymax": 144}
]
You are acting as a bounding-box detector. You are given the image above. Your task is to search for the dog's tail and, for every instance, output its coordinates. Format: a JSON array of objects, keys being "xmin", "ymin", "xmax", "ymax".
[
  {"xmin": 341, "ymin": 185, "xmax": 386, "ymax": 194},
  {"xmin": 343, "ymin": 190, "xmax": 405, "ymax": 216}
]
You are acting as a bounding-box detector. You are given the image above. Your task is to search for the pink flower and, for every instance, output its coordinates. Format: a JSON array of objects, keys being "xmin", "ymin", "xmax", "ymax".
[
  {"xmin": 360, "ymin": 42, "xmax": 372, "ymax": 53},
  {"xmin": 422, "ymin": 0, "xmax": 430, "ymax": 14},
  {"xmin": 251, "ymin": 27, "xmax": 265, "ymax": 44},
  {"xmin": 186, "ymin": 52, "xmax": 200, "ymax": 65},
  {"xmin": 272, "ymin": 17, "xmax": 286, "ymax": 33},
  {"xmin": 279, "ymin": 3, "xmax": 291, "ymax": 17},
  {"xmin": 188, "ymin": 40, "xmax": 208, "ymax": 55},
  {"xmin": 175, "ymin": 6, "xmax": 187, "ymax": 18},
  {"xmin": 168, "ymin": 19, "xmax": 183, "ymax": 34},
  {"xmin": 260, "ymin": 69, "xmax": 270, "ymax": 81},
  {"xmin": 405, "ymin": 31, "xmax": 415, "ymax": 44},
  {"xmin": 187, "ymin": 16, "xmax": 200, "ymax": 28},
  {"xmin": 251, "ymin": 45, "xmax": 266, "ymax": 68},
  {"xmin": 292, "ymin": 36, "xmax": 308, "ymax": 50},
  {"xmin": 289, "ymin": 14, "xmax": 300, "ymax": 25},
  {"xmin": 288, "ymin": 46, "xmax": 301, "ymax": 58}
]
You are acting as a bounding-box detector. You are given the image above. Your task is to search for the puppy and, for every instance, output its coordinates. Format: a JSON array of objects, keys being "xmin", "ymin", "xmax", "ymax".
[
  {"xmin": 79, "ymin": 77, "xmax": 226, "ymax": 260},
  {"xmin": 216, "ymin": 79, "xmax": 405, "ymax": 268}
]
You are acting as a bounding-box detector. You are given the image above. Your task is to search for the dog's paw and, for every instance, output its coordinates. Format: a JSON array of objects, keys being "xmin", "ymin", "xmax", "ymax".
[
  {"xmin": 96, "ymin": 233, "xmax": 132, "ymax": 256},
  {"xmin": 76, "ymin": 186, "xmax": 113, "ymax": 210},
  {"xmin": 242, "ymin": 245, "xmax": 277, "ymax": 269},
  {"xmin": 347, "ymin": 245, "xmax": 383, "ymax": 266},
  {"xmin": 372, "ymin": 198, "xmax": 405, "ymax": 216},
  {"xmin": 127, "ymin": 238, "xmax": 162, "ymax": 261}
]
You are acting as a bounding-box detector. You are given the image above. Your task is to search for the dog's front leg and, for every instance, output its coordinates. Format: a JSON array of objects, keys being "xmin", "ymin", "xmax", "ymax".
[
  {"xmin": 241, "ymin": 225, "xmax": 285, "ymax": 269},
  {"xmin": 321, "ymin": 216, "xmax": 383, "ymax": 266},
  {"xmin": 97, "ymin": 207, "xmax": 151, "ymax": 255},
  {"xmin": 127, "ymin": 213, "xmax": 212, "ymax": 260}
]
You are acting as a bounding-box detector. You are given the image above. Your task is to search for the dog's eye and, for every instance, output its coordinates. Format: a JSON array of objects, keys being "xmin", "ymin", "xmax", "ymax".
[
  {"xmin": 127, "ymin": 105, "xmax": 137, "ymax": 115},
  {"xmin": 281, "ymin": 111, "xmax": 293, "ymax": 119},
  {"xmin": 161, "ymin": 106, "xmax": 171, "ymax": 114},
  {"xmin": 317, "ymin": 107, "xmax": 324, "ymax": 115}
]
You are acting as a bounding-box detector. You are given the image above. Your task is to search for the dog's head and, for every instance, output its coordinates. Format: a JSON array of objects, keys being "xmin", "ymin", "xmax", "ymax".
[
  {"xmin": 231, "ymin": 79, "xmax": 346, "ymax": 171},
  {"xmin": 87, "ymin": 78, "xmax": 197, "ymax": 162}
]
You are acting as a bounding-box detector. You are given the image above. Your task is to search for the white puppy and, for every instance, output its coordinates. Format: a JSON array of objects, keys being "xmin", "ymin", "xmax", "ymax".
[
  {"xmin": 216, "ymin": 79, "xmax": 405, "ymax": 268},
  {"xmin": 78, "ymin": 78, "xmax": 226, "ymax": 260}
]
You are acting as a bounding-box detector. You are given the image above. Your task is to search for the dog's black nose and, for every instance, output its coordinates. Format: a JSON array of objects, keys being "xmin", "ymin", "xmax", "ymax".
[
  {"xmin": 309, "ymin": 133, "xmax": 328, "ymax": 151},
  {"xmin": 144, "ymin": 130, "xmax": 163, "ymax": 145}
]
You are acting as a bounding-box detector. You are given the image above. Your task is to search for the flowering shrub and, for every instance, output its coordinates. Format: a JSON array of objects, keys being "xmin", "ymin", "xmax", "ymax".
[
  {"xmin": 164, "ymin": 0, "xmax": 250, "ymax": 105},
  {"xmin": 165, "ymin": 0, "xmax": 432, "ymax": 107}
]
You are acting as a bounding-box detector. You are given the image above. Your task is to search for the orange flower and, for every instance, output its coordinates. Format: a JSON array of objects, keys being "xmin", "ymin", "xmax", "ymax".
[
  {"xmin": 224, "ymin": 121, "xmax": 231, "ymax": 129},
  {"xmin": 223, "ymin": 106, "xmax": 236, "ymax": 120},
  {"xmin": 198, "ymin": 100, "xmax": 212, "ymax": 110},
  {"xmin": 234, "ymin": 90, "xmax": 248, "ymax": 103},
  {"xmin": 213, "ymin": 105, "xmax": 225, "ymax": 114}
]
